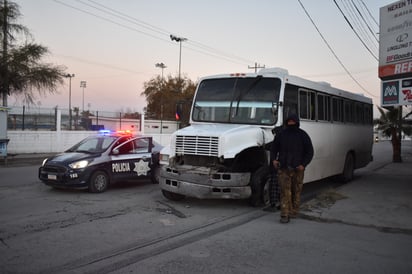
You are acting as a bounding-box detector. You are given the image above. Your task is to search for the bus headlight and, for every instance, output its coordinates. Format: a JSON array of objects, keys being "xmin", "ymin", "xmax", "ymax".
[
  {"xmin": 69, "ymin": 160, "xmax": 89, "ymax": 169},
  {"xmin": 160, "ymin": 153, "xmax": 169, "ymax": 164}
]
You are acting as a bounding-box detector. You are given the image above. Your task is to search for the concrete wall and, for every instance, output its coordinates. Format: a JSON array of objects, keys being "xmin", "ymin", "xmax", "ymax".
[{"xmin": 6, "ymin": 131, "xmax": 172, "ymax": 154}]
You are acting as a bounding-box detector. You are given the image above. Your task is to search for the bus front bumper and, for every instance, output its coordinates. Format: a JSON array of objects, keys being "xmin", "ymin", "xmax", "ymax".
[{"xmin": 159, "ymin": 165, "xmax": 252, "ymax": 199}]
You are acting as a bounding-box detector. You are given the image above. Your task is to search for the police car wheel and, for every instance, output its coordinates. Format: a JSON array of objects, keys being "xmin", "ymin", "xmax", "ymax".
[
  {"xmin": 89, "ymin": 171, "xmax": 109, "ymax": 193},
  {"xmin": 162, "ymin": 189, "xmax": 185, "ymax": 201}
]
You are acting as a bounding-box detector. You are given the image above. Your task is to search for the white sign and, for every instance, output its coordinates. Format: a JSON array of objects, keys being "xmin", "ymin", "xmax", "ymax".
[{"xmin": 379, "ymin": 1, "xmax": 412, "ymax": 78}]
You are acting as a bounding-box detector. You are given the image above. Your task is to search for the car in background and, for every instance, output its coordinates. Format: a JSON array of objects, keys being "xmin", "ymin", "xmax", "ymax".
[{"xmin": 39, "ymin": 130, "xmax": 163, "ymax": 193}]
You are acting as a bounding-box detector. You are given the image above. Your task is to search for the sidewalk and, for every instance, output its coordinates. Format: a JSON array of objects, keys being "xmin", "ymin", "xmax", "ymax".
[
  {"xmin": 0, "ymin": 153, "xmax": 54, "ymax": 167},
  {"xmin": 301, "ymin": 140, "xmax": 412, "ymax": 232}
]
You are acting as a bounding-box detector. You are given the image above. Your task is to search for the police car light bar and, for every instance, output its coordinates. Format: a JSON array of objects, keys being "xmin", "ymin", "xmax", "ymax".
[
  {"xmin": 98, "ymin": 129, "xmax": 133, "ymax": 136},
  {"xmin": 99, "ymin": 130, "xmax": 111, "ymax": 135},
  {"xmin": 116, "ymin": 130, "xmax": 132, "ymax": 135}
]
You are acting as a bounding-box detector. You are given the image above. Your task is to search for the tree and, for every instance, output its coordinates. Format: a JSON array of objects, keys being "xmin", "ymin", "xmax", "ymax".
[
  {"xmin": 0, "ymin": 0, "xmax": 65, "ymax": 107},
  {"xmin": 374, "ymin": 106, "xmax": 412, "ymax": 162},
  {"xmin": 141, "ymin": 74, "xmax": 196, "ymax": 127}
]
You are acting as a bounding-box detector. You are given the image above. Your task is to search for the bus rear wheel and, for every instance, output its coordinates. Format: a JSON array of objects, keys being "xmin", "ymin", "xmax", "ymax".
[{"xmin": 341, "ymin": 153, "xmax": 355, "ymax": 183}]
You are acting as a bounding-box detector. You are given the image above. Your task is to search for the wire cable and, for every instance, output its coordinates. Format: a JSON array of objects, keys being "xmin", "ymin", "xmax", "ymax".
[
  {"xmin": 359, "ymin": 0, "xmax": 379, "ymax": 28},
  {"xmin": 54, "ymin": 0, "xmax": 254, "ymax": 67},
  {"xmin": 297, "ymin": 0, "xmax": 377, "ymax": 98},
  {"xmin": 334, "ymin": 0, "xmax": 378, "ymax": 61},
  {"xmin": 351, "ymin": 0, "xmax": 379, "ymax": 43}
]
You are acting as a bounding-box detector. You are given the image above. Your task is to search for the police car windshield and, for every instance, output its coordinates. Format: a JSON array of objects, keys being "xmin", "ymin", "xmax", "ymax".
[{"xmin": 67, "ymin": 136, "xmax": 118, "ymax": 153}]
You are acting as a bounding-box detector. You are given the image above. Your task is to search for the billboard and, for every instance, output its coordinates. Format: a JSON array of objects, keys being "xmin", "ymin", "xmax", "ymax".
[
  {"xmin": 379, "ymin": 1, "xmax": 412, "ymax": 78},
  {"xmin": 381, "ymin": 78, "xmax": 412, "ymax": 106}
]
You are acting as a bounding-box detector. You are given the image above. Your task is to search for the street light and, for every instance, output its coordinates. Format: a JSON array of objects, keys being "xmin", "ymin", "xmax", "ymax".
[
  {"xmin": 155, "ymin": 62, "xmax": 167, "ymax": 82},
  {"xmin": 80, "ymin": 81, "xmax": 87, "ymax": 113},
  {"xmin": 64, "ymin": 73, "xmax": 75, "ymax": 130},
  {"xmin": 170, "ymin": 34, "xmax": 187, "ymax": 84},
  {"xmin": 155, "ymin": 63, "xmax": 167, "ymax": 134}
]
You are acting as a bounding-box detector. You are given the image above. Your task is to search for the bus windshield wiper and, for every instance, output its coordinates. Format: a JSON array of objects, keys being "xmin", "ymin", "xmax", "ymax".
[{"xmin": 234, "ymin": 76, "xmax": 262, "ymax": 117}]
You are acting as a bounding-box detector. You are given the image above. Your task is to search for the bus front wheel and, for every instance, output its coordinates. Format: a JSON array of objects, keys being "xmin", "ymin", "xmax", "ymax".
[
  {"xmin": 162, "ymin": 189, "xmax": 185, "ymax": 201},
  {"xmin": 341, "ymin": 153, "xmax": 355, "ymax": 183},
  {"xmin": 249, "ymin": 166, "xmax": 271, "ymax": 207}
]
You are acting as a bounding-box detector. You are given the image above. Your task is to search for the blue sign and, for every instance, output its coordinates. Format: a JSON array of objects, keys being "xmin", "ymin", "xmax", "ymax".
[{"xmin": 382, "ymin": 81, "xmax": 399, "ymax": 106}]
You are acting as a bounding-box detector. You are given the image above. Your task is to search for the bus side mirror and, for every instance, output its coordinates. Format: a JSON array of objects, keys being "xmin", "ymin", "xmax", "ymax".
[
  {"xmin": 176, "ymin": 103, "xmax": 183, "ymax": 120},
  {"xmin": 272, "ymin": 126, "xmax": 282, "ymax": 135}
]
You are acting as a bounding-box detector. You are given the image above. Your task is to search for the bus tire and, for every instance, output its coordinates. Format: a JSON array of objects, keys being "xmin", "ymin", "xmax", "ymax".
[
  {"xmin": 162, "ymin": 189, "xmax": 185, "ymax": 201},
  {"xmin": 249, "ymin": 166, "xmax": 271, "ymax": 207},
  {"xmin": 341, "ymin": 153, "xmax": 355, "ymax": 183},
  {"xmin": 151, "ymin": 167, "xmax": 161, "ymax": 184},
  {"xmin": 89, "ymin": 170, "xmax": 109, "ymax": 193}
]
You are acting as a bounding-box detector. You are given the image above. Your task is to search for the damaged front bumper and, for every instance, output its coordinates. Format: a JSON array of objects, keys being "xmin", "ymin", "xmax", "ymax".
[{"xmin": 159, "ymin": 165, "xmax": 252, "ymax": 199}]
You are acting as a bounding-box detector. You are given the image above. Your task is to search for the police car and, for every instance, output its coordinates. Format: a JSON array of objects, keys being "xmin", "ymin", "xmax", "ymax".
[{"xmin": 38, "ymin": 130, "xmax": 163, "ymax": 193}]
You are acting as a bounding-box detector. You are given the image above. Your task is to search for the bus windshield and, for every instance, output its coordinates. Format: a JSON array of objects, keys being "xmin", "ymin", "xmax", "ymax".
[{"xmin": 192, "ymin": 77, "xmax": 281, "ymax": 125}]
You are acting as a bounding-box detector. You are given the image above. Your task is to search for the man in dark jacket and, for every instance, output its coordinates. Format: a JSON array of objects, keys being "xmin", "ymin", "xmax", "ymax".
[{"xmin": 271, "ymin": 113, "xmax": 314, "ymax": 223}]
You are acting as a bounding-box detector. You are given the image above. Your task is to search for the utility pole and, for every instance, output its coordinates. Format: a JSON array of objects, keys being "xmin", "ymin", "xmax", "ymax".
[
  {"xmin": 80, "ymin": 81, "xmax": 87, "ymax": 113},
  {"xmin": 64, "ymin": 73, "xmax": 75, "ymax": 130},
  {"xmin": 155, "ymin": 63, "xmax": 167, "ymax": 134},
  {"xmin": 248, "ymin": 62, "xmax": 265, "ymax": 73}
]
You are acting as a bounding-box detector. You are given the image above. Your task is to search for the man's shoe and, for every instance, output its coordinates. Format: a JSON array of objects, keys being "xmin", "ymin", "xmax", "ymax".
[{"xmin": 280, "ymin": 215, "xmax": 289, "ymax": 223}]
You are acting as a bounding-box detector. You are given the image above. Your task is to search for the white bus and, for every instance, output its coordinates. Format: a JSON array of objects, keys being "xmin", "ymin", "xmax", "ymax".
[{"xmin": 159, "ymin": 68, "xmax": 373, "ymax": 206}]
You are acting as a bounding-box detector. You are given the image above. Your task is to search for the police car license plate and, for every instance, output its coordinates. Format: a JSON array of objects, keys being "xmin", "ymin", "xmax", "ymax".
[{"xmin": 48, "ymin": 174, "xmax": 57, "ymax": 180}]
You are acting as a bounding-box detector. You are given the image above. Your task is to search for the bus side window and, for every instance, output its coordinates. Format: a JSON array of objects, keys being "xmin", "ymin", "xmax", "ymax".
[
  {"xmin": 317, "ymin": 93, "xmax": 330, "ymax": 121},
  {"xmin": 299, "ymin": 89, "xmax": 316, "ymax": 121},
  {"xmin": 332, "ymin": 97, "xmax": 343, "ymax": 123}
]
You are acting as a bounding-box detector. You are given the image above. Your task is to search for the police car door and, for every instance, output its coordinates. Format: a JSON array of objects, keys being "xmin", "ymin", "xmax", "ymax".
[{"xmin": 111, "ymin": 137, "xmax": 153, "ymax": 182}]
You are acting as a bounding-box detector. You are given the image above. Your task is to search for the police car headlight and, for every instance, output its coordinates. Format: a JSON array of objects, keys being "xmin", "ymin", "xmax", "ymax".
[
  {"xmin": 41, "ymin": 158, "xmax": 48, "ymax": 166},
  {"xmin": 69, "ymin": 160, "xmax": 89, "ymax": 169}
]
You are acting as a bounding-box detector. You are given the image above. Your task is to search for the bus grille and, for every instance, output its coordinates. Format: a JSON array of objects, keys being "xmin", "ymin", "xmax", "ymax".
[{"xmin": 175, "ymin": 135, "xmax": 219, "ymax": 156}]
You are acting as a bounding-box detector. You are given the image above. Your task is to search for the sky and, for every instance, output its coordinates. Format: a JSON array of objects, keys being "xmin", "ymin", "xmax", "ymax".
[{"xmin": 9, "ymin": 0, "xmax": 394, "ymax": 115}]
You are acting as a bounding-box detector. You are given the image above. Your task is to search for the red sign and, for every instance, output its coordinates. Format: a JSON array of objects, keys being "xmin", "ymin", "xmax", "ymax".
[{"xmin": 379, "ymin": 61, "xmax": 412, "ymax": 77}]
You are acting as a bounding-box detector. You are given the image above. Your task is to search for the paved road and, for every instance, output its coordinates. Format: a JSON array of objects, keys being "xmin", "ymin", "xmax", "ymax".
[{"xmin": 0, "ymin": 141, "xmax": 411, "ymax": 274}]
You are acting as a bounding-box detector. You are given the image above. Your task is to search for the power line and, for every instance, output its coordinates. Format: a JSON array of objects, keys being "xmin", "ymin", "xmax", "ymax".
[
  {"xmin": 333, "ymin": 0, "xmax": 378, "ymax": 61},
  {"xmin": 54, "ymin": 0, "xmax": 255, "ymax": 67},
  {"xmin": 359, "ymin": 0, "xmax": 379, "ymax": 28},
  {"xmin": 351, "ymin": 0, "xmax": 379, "ymax": 43},
  {"xmin": 297, "ymin": 0, "xmax": 377, "ymax": 98},
  {"xmin": 84, "ymin": 0, "xmax": 170, "ymax": 36},
  {"xmin": 87, "ymin": 0, "xmax": 254, "ymax": 64},
  {"xmin": 343, "ymin": 0, "xmax": 378, "ymax": 51},
  {"xmin": 53, "ymin": 0, "xmax": 171, "ymax": 43}
]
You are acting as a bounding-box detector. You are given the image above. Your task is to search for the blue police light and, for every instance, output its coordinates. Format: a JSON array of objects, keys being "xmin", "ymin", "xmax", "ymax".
[{"xmin": 99, "ymin": 130, "xmax": 112, "ymax": 135}]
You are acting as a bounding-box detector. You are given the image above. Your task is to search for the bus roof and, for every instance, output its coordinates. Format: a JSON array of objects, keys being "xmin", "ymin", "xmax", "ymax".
[{"xmin": 199, "ymin": 67, "xmax": 372, "ymax": 104}]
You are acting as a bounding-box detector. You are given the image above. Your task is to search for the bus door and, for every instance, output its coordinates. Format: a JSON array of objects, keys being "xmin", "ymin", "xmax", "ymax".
[{"xmin": 110, "ymin": 137, "xmax": 153, "ymax": 181}]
